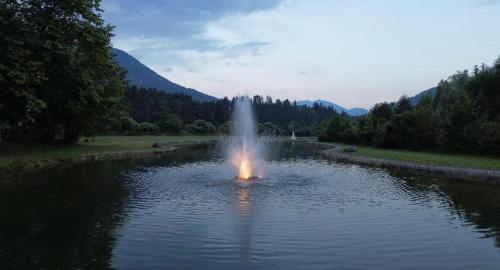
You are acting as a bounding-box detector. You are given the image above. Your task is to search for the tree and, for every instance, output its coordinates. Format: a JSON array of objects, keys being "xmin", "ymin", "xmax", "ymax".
[
  {"xmin": 185, "ymin": 119, "xmax": 216, "ymax": 135},
  {"xmin": 354, "ymin": 115, "xmax": 375, "ymax": 145},
  {"xmin": 0, "ymin": 0, "xmax": 47, "ymax": 141},
  {"xmin": 395, "ymin": 96, "xmax": 411, "ymax": 114},
  {"xmin": 411, "ymin": 95, "xmax": 438, "ymax": 149},
  {"xmin": 120, "ymin": 117, "xmax": 138, "ymax": 133},
  {"xmin": 318, "ymin": 113, "xmax": 354, "ymax": 143},
  {"xmin": 0, "ymin": 0, "xmax": 125, "ymax": 143},
  {"xmin": 155, "ymin": 104, "xmax": 184, "ymax": 134},
  {"xmin": 467, "ymin": 58, "xmax": 500, "ymax": 118},
  {"xmin": 434, "ymin": 75, "xmax": 484, "ymax": 152},
  {"xmin": 124, "ymin": 89, "xmax": 337, "ymax": 136}
]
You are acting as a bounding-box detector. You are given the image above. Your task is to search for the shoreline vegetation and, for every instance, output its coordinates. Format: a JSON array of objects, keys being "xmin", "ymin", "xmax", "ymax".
[
  {"xmin": 0, "ymin": 136, "xmax": 217, "ymax": 174},
  {"xmin": 1, "ymin": 135, "xmax": 500, "ymax": 182}
]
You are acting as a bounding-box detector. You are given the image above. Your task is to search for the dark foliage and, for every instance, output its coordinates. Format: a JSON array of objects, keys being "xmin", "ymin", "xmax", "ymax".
[
  {"xmin": 318, "ymin": 56, "xmax": 500, "ymax": 156},
  {"xmin": 185, "ymin": 119, "xmax": 217, "ymax": 135},
  {"xmin": 0, "ymin": 0, "xmax": 125, "ymax": 142},
  {"xmin": 124, "ymin": 87, "xmax": 337, "ymax": 136}
]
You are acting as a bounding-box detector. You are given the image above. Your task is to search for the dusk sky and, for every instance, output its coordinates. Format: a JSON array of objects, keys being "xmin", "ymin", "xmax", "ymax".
[{"xmin": 102, "ymin": 0, "xmax": 500, "ymax": 108}]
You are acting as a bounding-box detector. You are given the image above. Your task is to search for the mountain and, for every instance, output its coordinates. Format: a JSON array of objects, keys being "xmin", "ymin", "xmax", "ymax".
[
  {"xmin": 111, "ymin": 48, "xmax": 217, "ymax": 102},
  {"xmin": 296, "ymin": 99, "xmax": 368, "ymax": 116},
  {"xmin": 409, "ymin": 87, "xmax": 437, "ymax": 105}
]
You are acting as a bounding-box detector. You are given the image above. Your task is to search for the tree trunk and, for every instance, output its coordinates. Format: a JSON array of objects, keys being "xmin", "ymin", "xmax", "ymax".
[
  {"xmin": 64, "ymin": 122, "xmax": 80, "ymax": 143},
  {"xmin": 39, "ymin": 122, "xmax": 56, "ymax": 143}
]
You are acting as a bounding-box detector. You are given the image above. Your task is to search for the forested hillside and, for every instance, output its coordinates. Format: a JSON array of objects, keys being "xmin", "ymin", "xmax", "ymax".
[
  {"xmin": 318, "ymin": 57, "xmax": 500, "ymax": 156},
  {"xmin": 112, "ymin": 48, "xmax": 216, "ymax": 102},
  {"xmin": 124, "ymin": 86, "xmax": 337, "ymax": 136}
]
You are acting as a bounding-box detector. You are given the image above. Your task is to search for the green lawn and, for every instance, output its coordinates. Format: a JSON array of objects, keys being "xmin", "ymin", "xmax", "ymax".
[
  {"xmin": 0, "ymin": 135, "xmax": 217, "ymax": 171},
  {"xmin": 317, "ymin": 141, "xmax": 500, "ymax": 171},
  {"xmin": 2, "ymin": 136, "xmax": 499, "ymax": 172}
]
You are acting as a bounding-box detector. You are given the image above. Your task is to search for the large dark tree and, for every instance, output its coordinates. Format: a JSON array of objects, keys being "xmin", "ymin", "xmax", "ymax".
[{"xmin": 0, "ymin": 0, "xmax": 125, "ymax": 143}]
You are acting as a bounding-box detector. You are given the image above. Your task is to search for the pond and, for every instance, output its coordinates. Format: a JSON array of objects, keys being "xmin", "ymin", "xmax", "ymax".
[{"xmin": 1, "ymin": 143, "xmax": 500, "ymax": 269}]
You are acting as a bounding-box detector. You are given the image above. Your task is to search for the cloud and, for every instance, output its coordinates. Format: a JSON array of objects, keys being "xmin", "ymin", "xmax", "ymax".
[
  {"xmin": 103, "ymin": 0, "xmax": 278, "ymax": 70},
  {"xmin": 103, "ymin": 0, "xmax": 281, "ymax": 41},
  {"xmin": 103, "ymin": 0, "xmax": 500, "ymax": 108},
  {"xmin": 112, "ymin": 35, "xmax": 269, "ymax": 74},
  {"xmin": 298, "ymin": 68, "xmax": 322, "ymax": 76},
  {"xmin": 218, "ymin": 41, "xmax": 270, "ymax": 57}
]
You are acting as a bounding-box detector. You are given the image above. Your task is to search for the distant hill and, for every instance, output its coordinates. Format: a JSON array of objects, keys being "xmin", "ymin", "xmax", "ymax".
[
  {"xmin": 296, "ymin": 99, "xmax": 368, "ymax": 116},
  {"xmin": 409, "ymin": 87, "xmax": 437, "ymax": 105},
  {"xmin": 111, "ymin": 48, "xmax": 217, "ymax": 102}
]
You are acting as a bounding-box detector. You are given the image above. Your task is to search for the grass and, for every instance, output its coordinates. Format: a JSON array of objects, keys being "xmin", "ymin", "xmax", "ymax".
[
  {"xmin": 2, "ymin": 135, "xmax": 499, "ymax": 172},
  {"xmin": 0, "ymin": 135, "xmax": 217, "ymax": 171},
  {"xmin": 317, "ymin": 141, "xmax": 500, "ymax": 171}
]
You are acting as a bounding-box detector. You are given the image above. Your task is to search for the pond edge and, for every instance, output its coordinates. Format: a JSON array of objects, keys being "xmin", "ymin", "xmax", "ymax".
[
  {"xmin": 0, "ymin": 140, "xmax": 216, "ymax": 175},
  {"xmin": 318, "ymin": 145, "xmax": 500, "ymax": 183}
]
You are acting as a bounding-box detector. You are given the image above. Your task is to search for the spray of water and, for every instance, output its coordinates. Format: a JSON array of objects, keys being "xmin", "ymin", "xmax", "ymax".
[{"xmin": 227, "ymin": 96, "xmax": 264, "ymax": 180}]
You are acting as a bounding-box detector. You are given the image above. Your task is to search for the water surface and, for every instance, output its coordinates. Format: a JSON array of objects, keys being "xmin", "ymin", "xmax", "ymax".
[{"xmin": 1, "ymin": 143, "xmax": 500, "ymax": 269}]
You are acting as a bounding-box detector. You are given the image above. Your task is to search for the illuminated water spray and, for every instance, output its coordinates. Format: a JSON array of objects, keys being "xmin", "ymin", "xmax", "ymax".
[{"xmin": 228, "ymin": 96, "xmax": 264, "ymax": 180}]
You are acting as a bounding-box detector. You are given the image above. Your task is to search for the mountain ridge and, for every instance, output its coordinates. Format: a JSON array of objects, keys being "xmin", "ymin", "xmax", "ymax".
[
  {"xmin": 111, "ymin": 48, "xmax": 217, "ymax": 102},
  {"xmin": 296, "ymin": 99, "xmax": 368, "ymax": 116},
  {"xmin": 409, "ymin": 87, "xmax": 437, "ymax": 105}
]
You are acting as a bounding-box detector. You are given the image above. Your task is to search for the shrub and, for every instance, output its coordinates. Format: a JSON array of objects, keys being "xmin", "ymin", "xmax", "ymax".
[
  {"xmin": 258, "ymin": 122, "xmax": 281, "ymax": 135},
  {"xmin": 120, "ymin": 116, "xmax": 139, "ymax": 133},
  {"xmin": 219, "ymin": 121, "xmax": 233, "ymax": 135},
  {"xmin": 185, "ymin": 119, "xmax": 217, "ymax": 135},
  {"xmin": 108, "ymin": 118, "xmax": 122, "ymax": 132},
  {"xmin": 139, "ymin": 122, "xmax": 159, "ymax": 133}
]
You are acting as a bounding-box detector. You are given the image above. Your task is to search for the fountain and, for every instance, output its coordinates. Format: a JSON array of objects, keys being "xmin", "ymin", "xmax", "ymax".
[
  {"xmin": 228, "ymin": 96, "xmax": 264, "ymax": 180},
  {"xmin": 291, "ymin": 131, "xmax": 296, "ymax": 141}
]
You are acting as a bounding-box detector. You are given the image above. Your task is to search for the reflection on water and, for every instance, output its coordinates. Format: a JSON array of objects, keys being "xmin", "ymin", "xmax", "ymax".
[
  {"xmin": 0, "ymin": 143, "xmax": 500, "ymax": 269},
  {"xmin": 0, "ymin": 162, "xmax": 128, "ymax": 269},
  {"xmin": 238, "ymin": 187, "xmax": 251, "ymax": 211},
  {"xmin": 389, "ymin": 170, "xmax": 500, "ymax": 248}
]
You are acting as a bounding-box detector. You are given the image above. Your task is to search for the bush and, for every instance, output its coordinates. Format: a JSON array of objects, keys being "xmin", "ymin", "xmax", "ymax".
[
  {"xmin": 139, "ymin": 122, "xmax": 159, "ymax": 133},
  {"xmin": 258, "ymin": 122, "xmax": 281, "ymax": 135},
  {"xmin": 185, "ymin": 119, "xmax": 217, "ymax": 135},
  {"xmin": 477, "ymin": 121, "xmax": 500, "ymax": 155},
  {"xmin": 294, "ymin": 127, "xmax": 313, "ymax": 137},
  {"xmin": 108, "ymin": 118, "xmax": 122, "ymax": 132},
  {"xmin": 219, "ymin": 121, "xmax": 233, "ymax": 135},
  {"xmin": 120, "ymin": 116, "xmax": 139, "ymax": 133}
]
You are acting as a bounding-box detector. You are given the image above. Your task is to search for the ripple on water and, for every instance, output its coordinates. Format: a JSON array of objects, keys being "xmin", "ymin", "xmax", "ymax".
[{"xmin": 108, "ymin": 156, "xmax": 500, "ymax": 269}]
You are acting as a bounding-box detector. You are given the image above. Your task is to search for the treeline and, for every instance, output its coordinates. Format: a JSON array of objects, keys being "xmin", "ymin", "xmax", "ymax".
[
  {"xmin": 0, "ymin": 0, "xmax": 337, "ymax": 143},
  {"xmin": 123, "ymin": 86, "xmax": 337, "ymax": 136},
  {"xmin": 318, "ymin": 57, "xmax": 500, "ymax": 156}
]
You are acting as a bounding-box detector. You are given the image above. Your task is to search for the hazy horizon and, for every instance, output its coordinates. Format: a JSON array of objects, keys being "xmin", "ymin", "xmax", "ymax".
[{"xmin": 103, "ymin": 0, "xmax": 500, "ymax": 108}]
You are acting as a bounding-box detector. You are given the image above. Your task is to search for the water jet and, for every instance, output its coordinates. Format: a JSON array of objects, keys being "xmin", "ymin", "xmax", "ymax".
[{"xmin": 228, "ymin": 96, "xmax": 264, "ymax": 180}]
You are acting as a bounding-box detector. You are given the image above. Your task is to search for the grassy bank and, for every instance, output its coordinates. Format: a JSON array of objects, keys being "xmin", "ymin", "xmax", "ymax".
[
  {"xmin": 3, "ymin": 136, "xmax": 499, "ymax": 174},
  {"xmin": 0, "ymin": 135, "xmax": 217, "ymax": 172},
  {"xmin": 316, "ymin": 141, "xmax": 500, "ymax": 171}
]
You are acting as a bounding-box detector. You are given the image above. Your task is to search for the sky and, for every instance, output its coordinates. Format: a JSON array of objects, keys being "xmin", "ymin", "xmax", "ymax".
[{"xmin": 102, "ymin": 0, "xmax": 500, "ymax": 108}]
